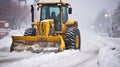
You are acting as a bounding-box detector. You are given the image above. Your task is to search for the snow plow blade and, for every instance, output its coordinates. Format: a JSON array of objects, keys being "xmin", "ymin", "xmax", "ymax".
[{"xmin": 10, "ymin": 36, "xmax": 65, "ymax": 53}]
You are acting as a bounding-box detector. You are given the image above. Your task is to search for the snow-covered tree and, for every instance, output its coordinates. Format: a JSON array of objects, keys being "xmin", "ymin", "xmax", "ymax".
[
  {"xmin": 0, "ymin": 0, "xmax": 31, "ymax": 29},
  {"xmin": 112, "ymin": 3, "xmax": 120, "ymax": 37},
  {"xmin": 93, "ymin": 10, "xmax": 111, "ymax": 36}
]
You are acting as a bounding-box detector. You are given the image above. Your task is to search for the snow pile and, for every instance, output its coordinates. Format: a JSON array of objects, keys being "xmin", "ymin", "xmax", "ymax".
[
  {"xmin": 0, "ymin": 36, "xmax": 12, "ymax": 48},
  {"xmin": 81, "ymin": 30, "xmax": 105, "ymax": 52},
  {"xmin": 98, "ymin": 46, "xmax": 120, "ymax": 67},
  {"xmin": 98, "ymin": 37, "xmax": 120, "ymax": 67},
  {"xmin": 8, "ymin": 30, "xmax": 25, "ymax": 36},
  {"xmin": 0, "ymin": 30, "xmax": 25, "ymax": 48}
]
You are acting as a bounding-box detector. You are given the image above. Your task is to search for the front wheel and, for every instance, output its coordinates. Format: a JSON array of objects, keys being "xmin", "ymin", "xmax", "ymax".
[{"xmin": 65, "ymin": 28, "xmax": 81, "ymax": 50}]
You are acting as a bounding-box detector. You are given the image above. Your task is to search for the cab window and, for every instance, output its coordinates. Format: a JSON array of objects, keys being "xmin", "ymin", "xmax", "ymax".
[{"xmin": 62, "ymin": 6, "xmax": 68, "ymax": 23}]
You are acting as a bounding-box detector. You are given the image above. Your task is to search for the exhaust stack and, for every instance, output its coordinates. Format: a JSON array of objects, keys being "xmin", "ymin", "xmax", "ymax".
[{"xmin": 31, "ymin": 5, "xmax": 34, "ymax": 22}]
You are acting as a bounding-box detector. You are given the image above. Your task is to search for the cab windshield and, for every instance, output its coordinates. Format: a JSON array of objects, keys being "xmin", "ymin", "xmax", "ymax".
[
  {"xmin": 40, "ymin": 4, "xmax": 68, "ymax": 31},
  {"xmin": 40, "ymin": 4, "xmax": 61, "ymax": 31},
  {"xmin": 40, "ymin": 4, "xmax": 60, "ymax": 21}
]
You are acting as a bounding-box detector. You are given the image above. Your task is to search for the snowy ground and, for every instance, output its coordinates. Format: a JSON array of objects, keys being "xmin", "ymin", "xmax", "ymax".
[
  {"xmin": 0, "ymin": 29, "xmax": 120, "ymax": 67},
  {"xmin": 98, "ymin": 38, "xmax": 120, "ymax": 67},
  {"xmin": 1, "ymin": 0, "xmax": 120, "ymax": 67}
]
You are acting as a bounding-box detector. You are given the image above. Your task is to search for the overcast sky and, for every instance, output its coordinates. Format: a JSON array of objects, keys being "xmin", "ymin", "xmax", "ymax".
[
  {"xmin": 28, "ymin": 0, "xmax": 120, "ymax": 20},
  {"xmin": 65, "ymin": 0, "xmax": 120, "ymax": 29},
  {"xmin": 68, "ymin": 0, "xmax": 120, "ymax": 21},
  {"xmin": 27, "ymin": 0, "xmax": 120, "ymax": 29}
]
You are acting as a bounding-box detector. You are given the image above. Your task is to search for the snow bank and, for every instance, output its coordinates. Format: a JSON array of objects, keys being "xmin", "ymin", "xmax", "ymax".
[
  {"xmin": 0, "ymin": 36, "xmax": 12, "ymax": 48},
  {"xmin": 97, "ymin": 37, "xmax": 120, "ymax": 67},
  {"xmin": 0, "ymin": 30, "xmax": 25, "ymax": 48},
  {"xmin": 98, "ymin": 46, "xmax": 120, "ymax": 67},
  {"xmin": 81, "ymin": 30, "xmax": 105, "ymax": 52},
  {"xmin": 8, "ymin": 30, "xmax": 24, "ymax": 36}
]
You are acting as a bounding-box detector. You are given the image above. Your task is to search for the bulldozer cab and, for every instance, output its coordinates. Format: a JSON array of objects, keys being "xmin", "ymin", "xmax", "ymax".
[{"xmin": 37, "ymin": 2, "xmax": 72, "ymax": 31}]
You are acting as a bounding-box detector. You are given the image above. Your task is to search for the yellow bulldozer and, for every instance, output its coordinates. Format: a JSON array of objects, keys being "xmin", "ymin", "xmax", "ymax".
[{"xmin": 10, "ymin": 0, "xmax": 81, "ymax": 53}]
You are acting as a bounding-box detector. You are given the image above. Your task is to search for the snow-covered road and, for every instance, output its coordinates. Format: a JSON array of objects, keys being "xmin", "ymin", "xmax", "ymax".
[
  {"xmin": 1, "ymin": 0, "xmax": 120, "ymax": 67},
  {"xmin": 0, "ymin": 30, "xmax": 103, "ymax": 67},
  {"xmin": 0, "ymin": 30, "xmax": 120, "ymax": 67},
  {"xmin": 0, "ymin": 49, "xmax": 98, "ymax": 67}
]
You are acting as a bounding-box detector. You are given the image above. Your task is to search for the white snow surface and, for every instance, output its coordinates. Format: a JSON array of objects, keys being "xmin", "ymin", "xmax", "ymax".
[
  {"xmin": 98, "ymin": 38, "xmax": 120, "ymax": 67},
  {"xmin": 0, "ymin": 29, "xmax": 120, "ymax": 67},
  {"xmin": 0, "ymin": 0, "xmax": 120, "ymax": 67},
  {"xmin": 0, "ymin": 30, "xmax": 24, "ymax": 48}
]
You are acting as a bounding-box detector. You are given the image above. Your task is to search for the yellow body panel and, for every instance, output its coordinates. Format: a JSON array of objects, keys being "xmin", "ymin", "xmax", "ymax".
[
  {"xmin": 12, "ymin": 35, "xmax": 65, "ymax": 51},
  {"xmin": 75, "ymin": 35, "xmax": 79, "ymax": 48},
  {"xmin": 37, "ymin": 2, "xmax": 69, "ymax": 6},
  {"xmin": 12, "ymin": 36, "xmax": 61, "ymax": 42},
  {"xmin": 65, "ymin": 20, "xmax": 78, "ymax": 27}
]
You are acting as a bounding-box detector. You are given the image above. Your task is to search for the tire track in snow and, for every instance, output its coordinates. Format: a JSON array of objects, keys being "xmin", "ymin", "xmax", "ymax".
[
  {"xmin": 0, "ymin": 51, "xmax": 42, "ymax": 65},
  {"xmin": 0, "ymin": 57, "xmax": 25, "ymax": 63},
  {"xmin": 73, "ymin": 55, "xmax": 97, "ymax": 67},
  {"xmin": 70, "ymin": 51, "xmax": 98, "ymax": 67}
]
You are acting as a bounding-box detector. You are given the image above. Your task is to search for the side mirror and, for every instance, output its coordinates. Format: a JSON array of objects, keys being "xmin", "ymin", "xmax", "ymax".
[{"xmin": 68, "ymin": 7, "xmax": 72, "ymax": 14}]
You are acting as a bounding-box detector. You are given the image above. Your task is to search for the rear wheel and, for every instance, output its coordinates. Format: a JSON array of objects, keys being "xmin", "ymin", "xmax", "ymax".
[{"xmin": 65, "ymin": 28, "xmax": 81, "ymax": 50}]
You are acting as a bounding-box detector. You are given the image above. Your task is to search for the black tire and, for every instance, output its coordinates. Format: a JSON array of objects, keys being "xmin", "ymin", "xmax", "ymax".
[
  {"xmin": 65, "ymin": 28, "xmax": 81, "ymax": 50},
  {"xmin": 24, "ymin": 28, "xmax": 36, "ymax": 36}
]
